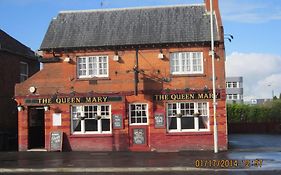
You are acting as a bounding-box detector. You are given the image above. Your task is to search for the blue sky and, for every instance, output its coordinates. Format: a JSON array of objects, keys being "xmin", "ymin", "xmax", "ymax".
[{"xmin": 1, "ymin": 0, "xmax": 281, "ymax": 100}]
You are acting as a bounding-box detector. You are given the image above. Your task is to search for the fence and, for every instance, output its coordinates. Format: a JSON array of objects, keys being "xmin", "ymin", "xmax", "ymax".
[{"xmin": 228, "ymin": 122, "xmax": 281, "ymax": 134}]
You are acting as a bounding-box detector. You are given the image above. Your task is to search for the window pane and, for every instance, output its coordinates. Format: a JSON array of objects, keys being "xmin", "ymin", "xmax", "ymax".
[
  {"xmin": 199, "ymin": 116, "xmax": 208, "ymax": 129},
  {"xmin": 192, "ymin": 52, "xmax": 202, "ymax": 72},
  {"xmin": 143, "ymin": 118, "xmax": 147, "ymax": 123},
  {"xmin": 102, "ymin": 119, "xmax": 110, "ymax": 131},
  {"xmin": 20, "ymin": 63, "xmax": 28, "ymax": 74},
  {"xmin": 85, "ymin": 119, "xmax": 98, "ymax": 131},
  {"xmin": 181, "ymin": 117, "xmax": 194, "ymax": 129},
  {"xmin": 168, "ymin": 117, "xmax": 177, "ymax": 130},
  {"xmin": 168, "ymin": 103, "xmax": 177, "ymax": 116},
  {"xmin": 73, "ymin": 119, "xmax": 81, "ymax": 132},
  {"xmin": 131, "ymin": 118, "xmax": 136, "ymax": 124}
]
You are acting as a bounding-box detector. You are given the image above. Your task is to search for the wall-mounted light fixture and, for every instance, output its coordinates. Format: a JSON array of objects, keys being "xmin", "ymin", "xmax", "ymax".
[
  {"xmin": 95, "ymin": 115, "xmax": 102, "ymax": 120},
  {"xmin": 17, "ymin": 105, "xmax": 24, "ymax": 112},
  {"xmin": 193, "ymin": 112, "xmax": 201, "ymax": 118},
  {"xmin": 29, "ymin": 86, "xmax": 36, "ymax": 94},
  {"xmin": 158, "ymin": 49, "xmax": 164, "ymax": 59},
  {"xmin": 224, "ymin": 34, "xmax": 234, "ymax": 42},
  {"xmin": 113, "ymin": 51, "xmax": 120, "ymax": 62},
  {"xmin": 175, "ymin": 113, "xmax": 183, "ymax": 118},
  {"xmin": 63, "ymin": 57, "xmax": 71, "ymax": 63},
  {"xmin": 44, "ymin": 105, "xmax": 50, "ymax": 111}
]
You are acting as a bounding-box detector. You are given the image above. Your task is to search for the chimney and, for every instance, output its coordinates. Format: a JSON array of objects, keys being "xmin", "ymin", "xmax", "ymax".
[
  {"xmin": 204, "ymin": 0, "xmax": 224, "ymax": 40},
  {"xmin": 204, "ymin": 0, "xmax": 222, "ymax": 32},
  {"xmin": 204, "ymin": 0, "xmax": 219, "ymax": 12}
]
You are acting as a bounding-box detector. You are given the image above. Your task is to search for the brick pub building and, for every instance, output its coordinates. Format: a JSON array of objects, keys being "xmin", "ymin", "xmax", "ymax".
[{"xmin": 15, "ymin": 0, "xmax": 227, "ymax": 151}]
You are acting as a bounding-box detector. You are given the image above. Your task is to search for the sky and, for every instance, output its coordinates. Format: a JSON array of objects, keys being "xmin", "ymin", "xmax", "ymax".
[{"xmin": 0, "ymin": 0, "xmax": 281, "ymax": 100}]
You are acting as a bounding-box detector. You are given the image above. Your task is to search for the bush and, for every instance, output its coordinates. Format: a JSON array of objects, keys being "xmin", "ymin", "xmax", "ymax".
[{"xmin": 227, "ymin": 99, "xmax": 281, "ymax": 123}]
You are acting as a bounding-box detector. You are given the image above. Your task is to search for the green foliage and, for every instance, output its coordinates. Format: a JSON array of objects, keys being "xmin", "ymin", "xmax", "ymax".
[{"xmin": 227, "ymin": 99, "xmax": 281, "ymax": 123}]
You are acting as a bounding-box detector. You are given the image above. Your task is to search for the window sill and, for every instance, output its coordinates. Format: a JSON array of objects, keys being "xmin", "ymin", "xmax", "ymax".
[
  {"xmin": 70, "ymin": 134, "xmax": 113, "ymax": 138},
  {"xmin": 171, "ymin": 74, "xmax": 206, "ymax": 78},
  {"xmin": 166, "ymin": 131, "xmax": 211, "ymax": 136}
]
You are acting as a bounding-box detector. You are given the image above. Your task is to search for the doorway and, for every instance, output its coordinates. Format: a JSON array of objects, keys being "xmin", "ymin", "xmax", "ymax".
[{"xmin": 28, "ymin": 107, "xmax": 45, "ymax": 149}]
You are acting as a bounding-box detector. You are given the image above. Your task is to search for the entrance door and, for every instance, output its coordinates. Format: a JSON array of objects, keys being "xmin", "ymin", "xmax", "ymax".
[
  {"xmin": 28, "ymin": 107, "xmax": 45, "ymax": 149},
  {"xmin": 128, "ymin": 103, "xmax": 149, "ymax": 151}
]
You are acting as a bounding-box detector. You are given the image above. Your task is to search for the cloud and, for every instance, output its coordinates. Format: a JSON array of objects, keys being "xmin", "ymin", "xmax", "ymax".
[
  {"xmin": 226, "ymin": 52, "xmax": 281, "ymax": 100},
  {"xmin": 221, "ymin": 0, "xmax": 281, "ymax": 23}
]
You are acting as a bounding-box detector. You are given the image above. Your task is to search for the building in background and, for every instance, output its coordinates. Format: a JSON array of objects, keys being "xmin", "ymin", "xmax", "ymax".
[
  {"xmin": 15, "ymin": 0, "xmax": 228, "ymax": 152},
  {"xmin": 226, "ymin": 76, "xmax": 243, "ymax": 104},
  {"xmin": 0, "ymin": 29, "xmax": 40, "ymax": 150},
  {"xmin": 244, "ymin": 98, "xmax": 272, "ymax": 105}
]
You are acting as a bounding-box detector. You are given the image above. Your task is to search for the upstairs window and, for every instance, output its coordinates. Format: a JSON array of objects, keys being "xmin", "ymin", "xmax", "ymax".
[
  {"xmin": 77, "ymin": 56, "xmax": 108, "ymax": 78},
  {"xmin": 170, "ymin": 52, "xmax": 203, "ymax": 75},
  {"xmin": 20, "ymin": 62, "xmax": 28, "ymax": 82}
]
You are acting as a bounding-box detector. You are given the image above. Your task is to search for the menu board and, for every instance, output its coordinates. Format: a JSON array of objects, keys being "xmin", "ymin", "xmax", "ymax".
[
  {"xmin": 154, "ymin": 113, "xmax": 165, "ymax": 128},
  {"xmin": 50, "ymin": 131, "xmax": 63, "ymax": 151},
  {"xmin": 113, "ymin": 115, "xmax": 123, "ymax": 129}
]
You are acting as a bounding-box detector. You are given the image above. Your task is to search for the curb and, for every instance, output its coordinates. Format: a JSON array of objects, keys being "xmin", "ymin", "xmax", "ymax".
[{"xmin": 0, "ymin": 167, "xmax": 277, "ymax": 173}]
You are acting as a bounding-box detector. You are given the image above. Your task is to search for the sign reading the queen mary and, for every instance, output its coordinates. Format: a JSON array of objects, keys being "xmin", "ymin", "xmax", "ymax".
[
  {"xmin": 25, "ymin": 96, "xmax": 122, "ymax": 104},
  {"xmin": 154, "ymin": 93, "xmax": 220, "ymax": 101}
]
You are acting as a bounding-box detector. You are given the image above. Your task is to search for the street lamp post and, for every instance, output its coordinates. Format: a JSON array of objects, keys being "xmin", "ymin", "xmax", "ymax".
[{"xmin": 210, "ymin": 0, "xmax": 218, "ymax": 153}]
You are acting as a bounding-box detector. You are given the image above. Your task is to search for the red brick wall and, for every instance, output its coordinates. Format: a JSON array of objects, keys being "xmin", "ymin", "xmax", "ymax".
[{"xmin": 16, "ymin": 46, "xmax": 226, "ymax": 96}]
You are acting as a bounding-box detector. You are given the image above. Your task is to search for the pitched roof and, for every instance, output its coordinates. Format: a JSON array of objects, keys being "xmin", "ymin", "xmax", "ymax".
[
  {"xmin": 0, "ymin": 29, "xmax": 35, "ymax": 57},
  {"xmin": 40, "ymin": 4, "xmax": 219, "ymax": 50}
]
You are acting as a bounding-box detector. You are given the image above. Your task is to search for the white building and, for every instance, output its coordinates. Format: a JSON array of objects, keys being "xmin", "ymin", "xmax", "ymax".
[{"xmin": 226, "ymin": 77, "xmax": 243, "ymax": 104}]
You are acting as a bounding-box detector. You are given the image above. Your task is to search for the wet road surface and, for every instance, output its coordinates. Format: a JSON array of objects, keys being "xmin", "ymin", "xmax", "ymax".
[{"xmin": 0, "ymin": 134, "xmax": 280, "ymax": 174}]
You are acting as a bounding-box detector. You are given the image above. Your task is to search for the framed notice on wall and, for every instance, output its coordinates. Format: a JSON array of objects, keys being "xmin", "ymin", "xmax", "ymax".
[
  {"xmin": 113, "ymin": 115, "xmax": 123, "ymax": 129},
  {"xmin": 52, "ymin": 113, "xmax": 62, "ymax": 126},
  {"xmin": 133, "ymin": 128, "xmax": 146, "ymax": 145},
  {"xmin": 154, "ymin": 113, "xmax": 165, "ymax": 128}
]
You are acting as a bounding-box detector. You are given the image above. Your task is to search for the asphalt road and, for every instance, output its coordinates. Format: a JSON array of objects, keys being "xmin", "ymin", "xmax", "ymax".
[{"xmin": 0, "ymin": 134, "xmax": 281, "ymax": 174}]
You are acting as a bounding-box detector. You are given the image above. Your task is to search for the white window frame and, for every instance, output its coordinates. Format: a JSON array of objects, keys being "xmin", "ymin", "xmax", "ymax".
[
  {"xmin": 77, "ymin": 56, "xmax": 109, "ymax": 78},
  {"xmin": 227, "ymin": 94, "xmax": 242, "ymax": 100},
  {"xmin": 226, "ymin": 82, "xmax": 240, "ymax": 88},
  {"xmin": 226, "ymin": 94, "xmax": 232, "ymax": 100},
  {"xmin": 166, "ymin": 102, "xmax": 209, "ymax": 132},
  {"xmin": 170, "ymin": 52, "xmax": 204, "ymax": 75},
  {"xmin": 226, "ymin": 82, "xmax": 232, "ymax": 88},
  {"xmin": 20, "ymin": 62, "xmax": 28, "ymax": 82},
  {"xmin": 71, "ymin": 105, "xmax": 112, "ymax": 134},
  {"xmin": 129, "ymin": 103, "xmax": 149, "ymax": 125}
]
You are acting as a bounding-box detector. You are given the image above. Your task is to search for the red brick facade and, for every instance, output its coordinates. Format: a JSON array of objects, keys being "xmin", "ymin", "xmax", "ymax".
[
  {"xmin": 15, "ymin": 0, "xmax": 227, "ymax": 152},
  {"xmin": 15, "ymin": 45, "xmax": 227, "ymax": 151}
]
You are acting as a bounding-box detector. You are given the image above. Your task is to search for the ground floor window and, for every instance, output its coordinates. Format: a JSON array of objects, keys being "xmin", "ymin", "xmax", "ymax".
[
  {"xmin": 167, "ymin": 102, "xmax": 209, "ymax": 132},
  {"xmin": 129, "ymin": 103, "xmax": 148, "ymax": 125},
  {"xmin": 71, "ymin": 105, "xmax": 111, "ymax": 134}
]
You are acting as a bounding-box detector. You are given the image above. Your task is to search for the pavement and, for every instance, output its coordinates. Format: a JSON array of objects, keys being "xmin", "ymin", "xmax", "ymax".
[{"xmin": 0, "ymin": 134, "xmax": 281, "ymax": 174}]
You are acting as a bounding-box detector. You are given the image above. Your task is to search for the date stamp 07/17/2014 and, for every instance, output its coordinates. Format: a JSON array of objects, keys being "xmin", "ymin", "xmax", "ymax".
[{"xmin": 195, "ymin": 159, "xmax": 263, "ymax": 168}]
